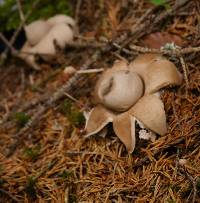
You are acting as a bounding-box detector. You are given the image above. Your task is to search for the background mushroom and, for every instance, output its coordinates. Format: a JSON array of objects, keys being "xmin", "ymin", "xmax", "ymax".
[
  {"xmin": 19, "ymin": 14, "xmax": 75, "ymax": 69},
  {"xmin": 32, "ymin": 23, "xmax": 74, "ymax": 55},
  {"xmin": 24, "ymin": 20, "xmax": 51, "ymax": 46},
  {"xmin": 47, "ymin": 14, "xmax": 76, "ymax": 29}
]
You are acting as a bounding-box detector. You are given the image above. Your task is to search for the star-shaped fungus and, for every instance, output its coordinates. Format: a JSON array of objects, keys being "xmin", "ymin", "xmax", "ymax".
[{"xmin": 85, "ymin": 54, "xmax": 182, "ymax": 153}]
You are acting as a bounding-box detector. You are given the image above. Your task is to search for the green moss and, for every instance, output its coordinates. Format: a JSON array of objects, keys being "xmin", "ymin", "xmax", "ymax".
[
  {"xmin": 149, "ymin": 0, "xmax": 166, "ymax": 5},
  {"xmin": 196, "ymin": 177, "xmax": 200, "ymax": 191},
  {"xmin": 59, "ymin": 170, "xmax": 72, "ymax": 180},
  {"xmin": 23, "ymin": 145, "xmax": 41, "ymax": 161},
  {"xmin": 25, "ymin": 176, "xmax": 37, "ymax": 200},
  {"xmin": 180, "ymin": 184, "xmax": 192, "ymax": 198},
  {"xmin": 0, "ymin": 178, "xmax": 5, "ymax": 186},
  {"xmin": 14, "ymin": 112, "xmax": 30, "ymax": 128},
  {"xmin": 60, "ymin": 100, "xmax": 85, "ymax": 127},
  {"xmin": 60, "ymin": 100, "xmax": 72, "ymax": 115},
  {"xmin": 0, "ymin": 0, "xmax": 72, "ymax": 32},
  {"xmin": 69, "ymin": 194, "xmax": 77, "ymax": 203},
  {"xmin": 166, "ymin": 199, "xmax": 176, "ymax": 203}
]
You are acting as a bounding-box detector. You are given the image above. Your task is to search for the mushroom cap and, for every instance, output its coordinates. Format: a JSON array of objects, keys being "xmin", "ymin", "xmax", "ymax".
[
  {"xmin": 85, "ymin": 105, "xmax": 115, "ymax": 137},
  {"xmin": 130, "ymin": 94, "xmax": 167, "ymax": 135},
  {"xmin": 25, "ymin": 20, "xmax": 51, "ymax": 46},
  {"xmin": 33, "ymin": 23, "xmax": 74, "ymax": 55},
  {"xmin": 143, "ymin": 59, "xmax": 183, "ymax": 94},
  {"xmin": 47, "ymin": 14, "xmax": 76, "ymax": 28},
  {"xmin": 95, "ymin": 70, "xmax": 144, "ymax": 112},
  {"xmin": 94, "ymin": 60, "xmax": 128, "ymax": 104},
  {"xmin": 113, "ymin": 114, "xmax": 136, "ymax": 153}
]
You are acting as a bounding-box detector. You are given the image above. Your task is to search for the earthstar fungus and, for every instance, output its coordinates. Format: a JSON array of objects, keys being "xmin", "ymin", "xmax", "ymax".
[
  {"xmin": 85, "ymin": 54, "xmax": 182, "ymax": 153},
  {"xmin": 20, "ymin": 14, "xmax": 75, "ymax": 69}
]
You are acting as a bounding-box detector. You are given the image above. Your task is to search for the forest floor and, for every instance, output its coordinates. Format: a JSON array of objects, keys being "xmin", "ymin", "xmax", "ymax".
[{"xmin": 0, "ymin": 0, "xmax": 200, "ymax": 202}]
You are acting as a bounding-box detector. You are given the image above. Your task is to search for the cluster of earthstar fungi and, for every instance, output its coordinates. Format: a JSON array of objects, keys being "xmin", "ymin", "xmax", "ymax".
[
  {"xmin": 20, "ymin": 14, "xmax": 76, "ymax": 69},
  {"xmin": 85, "ymin": 54, "xmax": 183, "ymax": 153}
]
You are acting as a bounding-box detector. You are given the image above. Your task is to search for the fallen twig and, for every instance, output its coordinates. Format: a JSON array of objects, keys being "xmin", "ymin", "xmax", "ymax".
[
  {"xmin": 5, "ymin": 51, "xmax": 101, "ymax": 157},
  {"xmin": 0, "ymin": 188, "xmax": 20, "ymax": 202},
  {"xmin": 0, "ymin": 33, "xmax": 17, "ymax": 55},
  {"xmin": 129, "ymin": 44, "xmax": 200, "ymax": 55},
  {"xmin": 1, "ymin": 0, "xmax": 40, "ymax": 59},
  {"xmin": 77, "ymin": 68, "xmax": 104, "ymax": 74},
  {"xmin": 179, "ymin": 167, "xmax": 197, "ymax": 203},
  {"xmin": 16, "ymin": 0, "xmax": 25, "ymax": 23}
]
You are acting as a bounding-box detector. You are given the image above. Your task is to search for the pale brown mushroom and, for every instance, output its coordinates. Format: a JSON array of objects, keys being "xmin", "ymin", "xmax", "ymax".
[
  {"xmin": 94, "ymin": 70, "xmax": 143, "ymax": 112},
  {"xmin": 129, "ymin": 54, "xmax": 182, "ymax": 94},
  {"xmin": 85, "ymin": 105, "xmax": 115, "ymax": 137},
  {"xmin": 130, "ymin": 94, "xmax": 167, "ymax": 135},
  {"xmin": 24, "ymin": 20, "xmax": 51, "ymax": 46},
  {"xmin": 143, "ymin": 59, "xmax": 183, "ymax": 94},
  {"xmin": 93, "ymin": 60, "xmax": 128, "ymax": 104},
  {"xmin": 84, "ymin": 54, "xmax": 183, "ymax": 153},
  {"xmin": 19, "ymin": 43, "xmax": 40, "ymax": 70},
  {"xmin": 47, "ymin": 14, "xmax": 76, "ymax": 28},
  {"xmin": 113, "ymin": 114, "xmax": 136, "ymax": 153},
  {"xmin": 33, "ymin": 23, "xmax": 74, "ymax": 55}
]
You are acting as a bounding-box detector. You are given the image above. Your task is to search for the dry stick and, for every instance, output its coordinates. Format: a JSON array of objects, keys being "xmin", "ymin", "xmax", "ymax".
[
  {"xmin": 0, "ymin": 188, "xmax": 20, "ymax": 202},
  {"xmin": 0, "ymin": 32, "xmax": 40, "ymax": 70},
  {"xmin": 122, "ymin": 0, "xmax": 190, "ymax": 48},
  {"xmin": 131, "ymin": 6, "xmax": 156, "ymax": 32},
  {"xmin": 179, "ymin": 167, "xmax": 197, "ymax": 203},
  {"xmin": 179, "ymin": 56, "xmax": 189, "ymax": 95},
  {"xmin": 1, "ymin": 68, "xmax": 26, "ymax": 123},
  {"xmin": 75, "ymin": 0, "xmax": 82, "ymax": 34},
  {"xmin": 16, "ymin": 0, "xmax": 25, "ymax": 23},
  {"xmin": 1, "ymin": 0, "xmax": 40, "ymax": 59},
  {"xmin": 67, "ymin": 40, "xmax": 104, "ymax": 49},
  {"xmin": 0, "ymin": 93, "xmax": 49, "ymax": 128},
  {"xmin": 0, "ymin": 68, "xmax": 103, "ymax": 126},
  {"xmin": 5, "ymin": 51, "xmax": 101, "ymax": 157},
  {"xmin": 77, "ymin": 68, "xmax": 104, "ymax": 74},
  {"xmin": 129, "ymin": 44, "xmax": 200, "ymax": 55},
  {"xmin": 0, "ymin": 33, "xmax": 17, "ymax": 55}
]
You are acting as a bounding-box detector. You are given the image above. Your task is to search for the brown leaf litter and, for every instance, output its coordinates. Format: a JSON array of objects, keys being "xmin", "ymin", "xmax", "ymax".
[{"xmin": 0, "ymin": 0, "xmax": 200, "ymax": 202}]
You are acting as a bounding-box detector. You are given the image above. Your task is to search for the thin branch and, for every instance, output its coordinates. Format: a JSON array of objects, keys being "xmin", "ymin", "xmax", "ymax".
[
  {"xmin": 16, "ymin": 0, "xmax": 25, "ymax": 23},
  {"xmin": 5, "ymin": 51, "xmax": 101, "ymax": 157},
  {"xmin": 179, "ymin": 56, "xmax": 189, "ymax": 95},
  {"xmin": 129, "ymin": 44, "xmax": 200, "ymax": 55},
  {"xmin": 0, "ymin": 33, "xmax": 17, "ymax": 55},
  {"xmin": 75, "ymin": 0, "xmax": 82, "ymax": 34},
  {"xmin": 1, "ymin": 0, "xmax": 40, "ymax": 59},
  {"xmin": 0, "ymin": 189, "xmax": 20, "ymax": 202},
  {"xmin": 77, "ymin": 68, "xmax": 104, "ymax": 74},
  {"xmin": 179, "ymin": 167, "xmax": 197, "ymax": 203}
]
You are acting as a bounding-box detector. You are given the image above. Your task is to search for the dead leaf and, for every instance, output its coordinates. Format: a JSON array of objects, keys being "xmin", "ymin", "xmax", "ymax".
[{"xmin": 141, "ymin": 32, "xmax": 185, "ymax": 48}]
